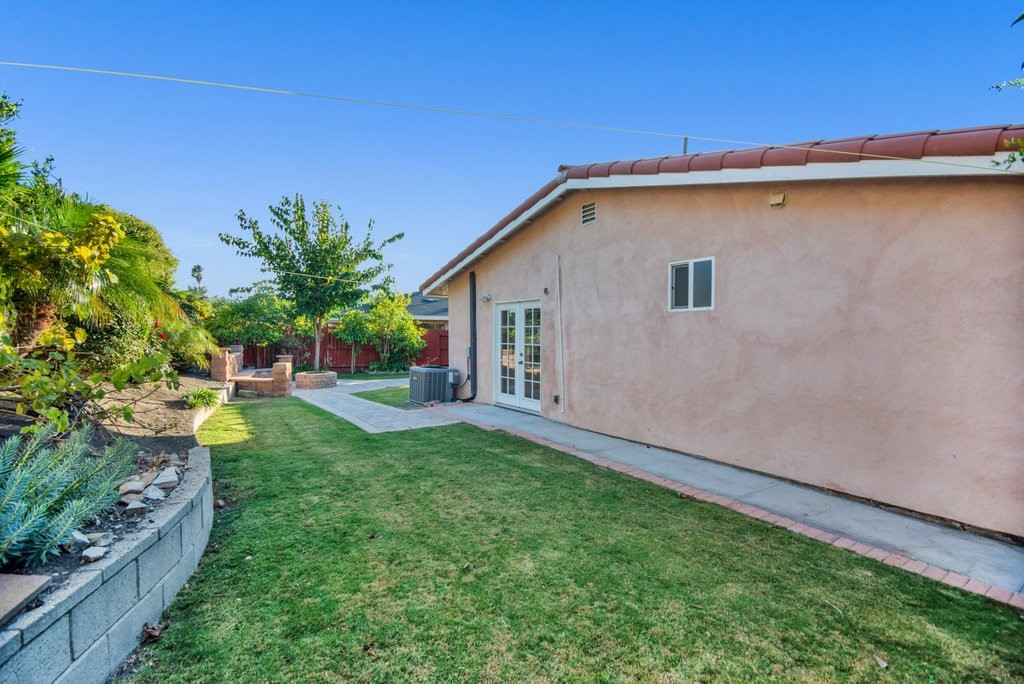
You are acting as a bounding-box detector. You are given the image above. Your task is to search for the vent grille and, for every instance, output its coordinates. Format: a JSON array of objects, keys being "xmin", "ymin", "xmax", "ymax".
[{"xmin": 581, "ymin": 201, "xmax": 597, "ymax": 225}]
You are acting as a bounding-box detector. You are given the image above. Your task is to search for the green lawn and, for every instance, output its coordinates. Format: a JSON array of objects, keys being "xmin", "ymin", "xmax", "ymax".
[
  {"xmin": 127, "ymin": 400, "xmax": 1024, "ymax": 682},
  {"xmin": 337, "ymin": 371, "xmax": 409, "ymax": 381},
  {"xmin": 351, "ymin": 385, "xmax": 412, "ymax": 408}
]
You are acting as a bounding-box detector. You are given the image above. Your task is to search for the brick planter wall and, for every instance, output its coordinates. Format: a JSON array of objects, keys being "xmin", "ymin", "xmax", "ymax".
[
  {"xmin": 0, "ymin": 446, "xmax": 215, "ymax": 684},
  {"xmin": 295, "ymin": 371, "xmax": 337, "ymax": 389},
  {"xmin": 210, "ymin": 348, "xmax": 242, "ymax": 383}
]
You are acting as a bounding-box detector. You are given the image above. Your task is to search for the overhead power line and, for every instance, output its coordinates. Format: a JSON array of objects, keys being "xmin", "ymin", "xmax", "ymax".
[{"xmin": 0, "ymin": 61, "xmax": 1021, "ymax": 176}]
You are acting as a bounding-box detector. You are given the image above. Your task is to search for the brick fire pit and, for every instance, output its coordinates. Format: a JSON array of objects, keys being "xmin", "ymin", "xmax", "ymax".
[{"xmin": 295, "ymin": 371, "xmax": 337, "ymax": 389}]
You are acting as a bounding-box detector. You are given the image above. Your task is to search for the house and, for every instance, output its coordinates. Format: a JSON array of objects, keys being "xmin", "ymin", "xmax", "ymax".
[
  {"xmin": 407, "ymin": 291, "xmax": 449, "ymax": 330},
  {"xmin": 421, "ymin": 124, "xmax": 1024, "ymax": 539}
]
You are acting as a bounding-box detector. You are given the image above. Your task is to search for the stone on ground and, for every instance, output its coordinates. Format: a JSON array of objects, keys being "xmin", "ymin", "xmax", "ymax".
[
  {"xmin": 119, "ymin": 479, "xmax": 145, "ymax": 495},
  {"xmin": 125, "ymin": 501, "xmax": 151, "ymax": 516},
  {"xmin": 120, "ymin": 493, "xmax": 143, "ymax": 505},
  {"xmin": 142, "ymin": 485, "xmax": 166, "ymax": 501},
  {"xmin": 153, "ymin": 466, "xmax": 180, "ymax": 491},
  {"xmin": 81, "ymin": 546, "xmax": 108, "ymax": 562},
  {"xmin": 86, "ymin": 532, "xmax": 114, "ymax": 547}
]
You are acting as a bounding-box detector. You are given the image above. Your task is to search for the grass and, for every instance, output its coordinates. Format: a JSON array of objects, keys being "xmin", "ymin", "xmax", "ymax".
[
  {"xmin": 128, "ymin": 400, "xmax": 1024, "ymax": 682},
  {"xmin": 337, "ymin": 371, "xmax": 409, "ymax": 381},
  {"xmin": 351, "ymin": 385, "xmax": 412, "ymax": 408}
]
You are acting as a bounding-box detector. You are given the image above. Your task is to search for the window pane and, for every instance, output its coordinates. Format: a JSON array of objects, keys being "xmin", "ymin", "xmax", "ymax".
[
  {"xmin": 692, "ymin": 259, "xmax": 713, "ymax": 308},
  {"xmin": 672, "ymin": 264, "xmax": 689, "ymax": 308}
]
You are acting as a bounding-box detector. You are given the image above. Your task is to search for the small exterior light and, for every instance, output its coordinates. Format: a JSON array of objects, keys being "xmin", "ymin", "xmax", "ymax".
[{"xmin": 769, "ymin": 190, "xmax": 786, "ymax": 207}]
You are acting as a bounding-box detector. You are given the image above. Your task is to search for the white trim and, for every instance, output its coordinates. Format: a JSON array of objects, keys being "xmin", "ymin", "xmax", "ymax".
[
  {"xmin": 412, "ymin": 315, "xmax": 449, "ymax": 322},
  {"xmin": 492, "ymin": 299, "xmax": 542, "ymax": 412},
  {"xmin": 567, "ymin": 155, "xmax": 1015, "ymax": 192},
  {"xmin": 668, "ymin": 257, "xmax": 715, "ymax": 312},
  {"xmin": 421, "ymin": 154, "xmax": 1018, "ymax": 295},
  {"xmin": 423, "ymin": 183, "xmax": 566, "ymax": 295}
]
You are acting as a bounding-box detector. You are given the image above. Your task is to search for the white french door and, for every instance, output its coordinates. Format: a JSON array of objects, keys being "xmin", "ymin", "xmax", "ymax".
[{"xmin": 495, "ymin": 301, "xmax": 541, "ymax": 412}]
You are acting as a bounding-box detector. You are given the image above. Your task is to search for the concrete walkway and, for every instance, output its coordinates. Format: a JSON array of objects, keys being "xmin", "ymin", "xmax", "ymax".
[
  {"xmin": 432, "ymin": 403, "xmax": 1024, "ymax": 605},
  {"xmin": 292, "ymin": 378, "xmax": 457, "ymax": 433}
]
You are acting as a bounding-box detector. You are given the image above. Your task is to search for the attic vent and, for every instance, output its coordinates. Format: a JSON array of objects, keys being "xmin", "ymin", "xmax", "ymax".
[{"xmin": 581, "ymin": 201, "xmax": 597, "ymax": 225}]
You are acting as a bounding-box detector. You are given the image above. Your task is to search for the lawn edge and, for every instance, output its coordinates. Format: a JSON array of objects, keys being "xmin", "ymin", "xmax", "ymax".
[{"xmin": 428, "ymin": 406, "xmax": 1024, "ymax": 611}]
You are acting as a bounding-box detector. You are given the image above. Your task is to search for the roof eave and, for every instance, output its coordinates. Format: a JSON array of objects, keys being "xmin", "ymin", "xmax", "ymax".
[{"xmin": 421, "ymin": 152, "xmax": 1019, "ymax": 296}]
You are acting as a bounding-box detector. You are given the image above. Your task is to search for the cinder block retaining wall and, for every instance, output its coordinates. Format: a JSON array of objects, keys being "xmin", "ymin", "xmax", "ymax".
[{"xmin": 0, "ymin": 446, "xmax": 214, "ymax": 684}]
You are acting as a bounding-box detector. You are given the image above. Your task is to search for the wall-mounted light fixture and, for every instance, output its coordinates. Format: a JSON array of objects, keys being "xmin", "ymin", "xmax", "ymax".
[
  {"xmin": 769, "ymin": 190, "xmax": 786, "ymax": 207},
  {"xmin": 480, "ymin": 293, "xmax": 491, "ymax": 303}
]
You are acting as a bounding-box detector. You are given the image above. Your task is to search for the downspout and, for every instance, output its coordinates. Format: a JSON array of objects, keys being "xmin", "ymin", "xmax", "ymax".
[
  {"xmin": 556, "ymin": 255, "xmax": 566, "ymax": 414},
  {"xmin": 462, "ymin": 271, "xmax": 478, "ymax": 401}
]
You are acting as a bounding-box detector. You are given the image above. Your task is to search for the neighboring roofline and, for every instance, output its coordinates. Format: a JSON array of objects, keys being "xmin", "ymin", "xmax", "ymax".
[
  {"xmin": 413, "ymin": 315, "xmax": 449, "ymax": 321},
  {"xmin": 420, "ymin": 125, "xmax": 1024, "ymax": 295}
]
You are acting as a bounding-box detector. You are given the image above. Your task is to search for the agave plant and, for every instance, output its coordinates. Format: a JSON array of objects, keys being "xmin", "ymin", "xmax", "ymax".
[{"xmin": 0, "ymin": 424, "xmax": 135, "ymax": 568}]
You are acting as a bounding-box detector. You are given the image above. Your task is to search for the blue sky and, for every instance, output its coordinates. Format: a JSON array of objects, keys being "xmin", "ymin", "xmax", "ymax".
[{"xmin": 3, "ymin": 2, "xmax": 1021, "ymax": 296}]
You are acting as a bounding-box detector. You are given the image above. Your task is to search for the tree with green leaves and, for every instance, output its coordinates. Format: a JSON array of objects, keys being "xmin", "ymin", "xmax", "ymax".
[
  {"xmin": 366, "ymin": 292, "xmax": 425, "ymax": 371},
  {"xmin": 207, "ymin": 292, "xmax": 295, "ymax": 348},
  {"xmin": 0, "ymin": 93, "xmax": 189, "ymax": 430},
  {"xmin": 333, "ymin": 309, "xmax": 371, "ymax": 373},
  {"xmin": 191, "ymin": 264, "xmax": 203, "ymax": 287},
  {"xmin": 221, "ymin": 195, "xmax": 402, "ymax": 371}
]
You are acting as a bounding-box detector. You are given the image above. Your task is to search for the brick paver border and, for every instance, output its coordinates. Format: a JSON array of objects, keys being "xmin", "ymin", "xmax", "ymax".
[{"xmin": 430, "ymin": 407, "xmax": 1024, "ymax": 610}]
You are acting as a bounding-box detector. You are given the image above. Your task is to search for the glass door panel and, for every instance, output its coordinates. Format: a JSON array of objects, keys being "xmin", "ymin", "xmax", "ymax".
[{"xmin": 494, "ymin": 301, "xmax": 541, "ymax": 411}]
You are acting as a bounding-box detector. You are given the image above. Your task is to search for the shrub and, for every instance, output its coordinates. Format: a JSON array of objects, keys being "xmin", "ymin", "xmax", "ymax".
[
  {"xmin": 367, "ymin": 360, "xmax": 409, "ymax": 373},
  {"xmin": 183, "ymin": 387, "xmax": 220, "ymax": 409},
  {"xmin": 291, "ymin": 363, "xmax": 316, "ymax": 378},
  {"xmin": 0, "ymin": 424, "xmax": 135, "ymax": 568}
]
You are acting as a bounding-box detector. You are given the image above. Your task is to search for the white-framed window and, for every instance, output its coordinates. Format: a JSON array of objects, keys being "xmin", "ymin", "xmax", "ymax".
[{"xmin": 668, "ymin": 257, "xmax": 714, "ymax": 311}]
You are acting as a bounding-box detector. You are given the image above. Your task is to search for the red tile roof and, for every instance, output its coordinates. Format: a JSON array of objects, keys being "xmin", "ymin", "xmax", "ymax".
[{"xmin": 421, "ymin": 124, "xmax": 1023, "ymax": 293}]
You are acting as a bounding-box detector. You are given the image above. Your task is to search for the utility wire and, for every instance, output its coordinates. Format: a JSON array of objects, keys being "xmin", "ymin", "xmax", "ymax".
[{"xmin": 2, "ymin": 61, "xmax": 1022, "ymax": 176}]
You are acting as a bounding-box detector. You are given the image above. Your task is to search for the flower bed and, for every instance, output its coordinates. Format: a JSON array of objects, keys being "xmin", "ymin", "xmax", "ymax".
[{"xmin": 0, "ymin": 446, "xmax": 214, "ymax": 684}]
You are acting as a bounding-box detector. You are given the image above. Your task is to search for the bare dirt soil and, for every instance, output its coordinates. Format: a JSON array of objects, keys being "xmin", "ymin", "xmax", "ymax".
[{"xmin": 95, "ymin": 374, "xmax": 227, "ymax": 454}]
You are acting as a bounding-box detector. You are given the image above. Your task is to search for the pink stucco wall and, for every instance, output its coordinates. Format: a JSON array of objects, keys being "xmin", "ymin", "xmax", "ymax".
[{"xmin": 445, "ymin": 176, "xmax": 1024, "ymax": 537}]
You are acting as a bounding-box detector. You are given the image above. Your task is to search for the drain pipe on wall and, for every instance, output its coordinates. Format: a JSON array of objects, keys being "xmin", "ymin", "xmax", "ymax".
[
  {"xmin": 556, "ymin": 255, "xmax": 566, "ymax": 414},
  {"xmin": 461, "ymin": 271, "xmax": 478, "ymax": 401}
]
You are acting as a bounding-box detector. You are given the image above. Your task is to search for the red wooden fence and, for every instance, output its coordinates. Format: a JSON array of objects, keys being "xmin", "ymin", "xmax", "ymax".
[{"xmin": 238, "ymin": 328, "xmax": 448, "ymax": 371}]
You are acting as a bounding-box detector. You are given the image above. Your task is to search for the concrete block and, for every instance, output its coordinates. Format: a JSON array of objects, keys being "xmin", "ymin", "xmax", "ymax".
[
  {"xmin": 0, "ymin": 614, "xmax": 71, "ymax": 684},
  {"xmin": 0, "ymin": 631, "xmax": 19, "ymax": 669},
  {"xmin": 192, "ymin": 534, "xmax": 207, "ymax": 572},
  {"xmin": 202, "ymin": 481, "xmax": 214, "ymax": 525},
  {"xmin": 147, "ymin": 492, "xmax": 190, "ymax": 538},
  {"xmin": 138, "ymin": 525, "xmax": 182, "ymax": 596},
  {"xmin": 5, "ymin": 569, "xmax": 102, "ymax": 644},
  {"xmin": 107, "ymin": 586, "xmax": 162, "ymax": 669},
  {"xmin": 161, "ymin": 547, "xmax": 194, "ymax": 609},
  {"xmin": 54, "ymin": 634, "xmax": 109, "ymax": 684},
  {"xmin": 92, "ymin": 525, "xmax": 158, "ymax": 583},
  {"xmin": 70, "ymin": 563, "xmax": 137, "ymax": 658},
  {"xmin": 181, "ymin": 500, "xmax": 203, "ymax": 546}
]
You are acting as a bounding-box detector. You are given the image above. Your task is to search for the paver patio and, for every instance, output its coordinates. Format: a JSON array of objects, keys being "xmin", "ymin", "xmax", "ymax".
[{"xmin": 292, "ymin": 377, "xmax": 457, "ymax": 432}]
